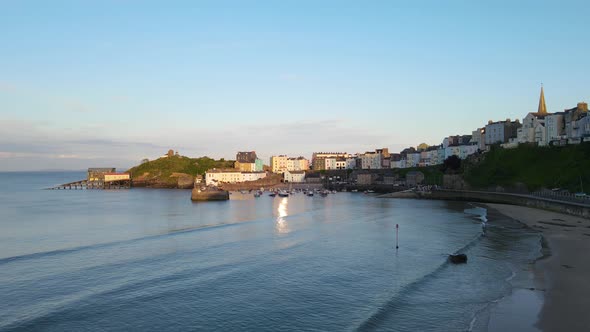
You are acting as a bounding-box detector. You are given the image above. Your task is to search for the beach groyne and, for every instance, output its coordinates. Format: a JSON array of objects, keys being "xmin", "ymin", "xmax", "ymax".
[{"xmin": 383, "ymin": 189, "xmax": 590, "ymax": 219}]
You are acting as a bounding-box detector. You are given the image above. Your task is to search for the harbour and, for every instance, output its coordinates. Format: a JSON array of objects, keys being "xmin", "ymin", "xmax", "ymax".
[{"xmin": 0, "ymin": 171, "xmax": 542, "ymax": 332}]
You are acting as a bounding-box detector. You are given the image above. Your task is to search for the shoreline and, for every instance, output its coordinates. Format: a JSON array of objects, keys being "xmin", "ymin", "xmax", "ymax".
[{"xmin": 483, "ymin": 203, "xmax": 590, "ymax": 331}]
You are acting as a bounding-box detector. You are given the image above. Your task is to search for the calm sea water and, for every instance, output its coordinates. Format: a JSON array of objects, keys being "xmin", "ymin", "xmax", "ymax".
[{"xmin": 0, "ymin": 172, "xmax": 541, "ymax": 331}]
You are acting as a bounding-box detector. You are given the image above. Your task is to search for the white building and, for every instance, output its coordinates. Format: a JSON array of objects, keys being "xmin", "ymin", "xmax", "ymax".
[
  {"xmin": 445, "ymin": 145, "xmax": 478, "ymax": 160},
  {"xmin": 424, "ymin": 149, "xmax": 442, "ymax": 166},
  {"xmin": 322, "ymin": 158, "xmax": 336, "ymax": 170},
  {"xmin": 361, "ymin": 152, "xmax": 382, "ymax": 169},
  {"xmin": 345, "ymin": 157, "xmax": 358, "ymax": 169},
  {"xmin": 545, "ymin": 113, "xmax": 565, "ymax": 143},
  {"xmin": 406, "ymin": 153, "xmax": 421, "ymax": 168},
  {"xmin": 205, "ymin": 170, "xmax": 266, "ymax": 186},
  {"xmin": 460, "ymin": 145, "xmax": 478, "ymax": 159},
  {"xmin": 284, "ymin": 170, "xmax": 306, "ymax": 183},
  {"xmin": 517, "ymin": 112, "xmax": 547, "ymax": 145},
  {"xmin": 485, "ymin": 120, "xmax": 521, "ymax": 145},
  {"xmin": 391, "ymin": 159, "xmax": 407, "ymax": 169},
  {"xmin": 335, "ymin": 159, "xmax": 347, "ymax": 170},
  {"xmin": 312, "ymin": 152, "xmax": 350, "ymax": 170}
]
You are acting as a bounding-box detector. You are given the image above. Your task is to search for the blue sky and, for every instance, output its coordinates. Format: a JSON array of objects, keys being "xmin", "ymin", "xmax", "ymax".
[{"xmin": 1, "ymin": 0, "xmax": 589, "ymax": 171}]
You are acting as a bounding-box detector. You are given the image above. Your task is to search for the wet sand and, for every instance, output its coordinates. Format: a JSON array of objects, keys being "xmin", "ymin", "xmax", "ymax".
[{"xmin": 486, "ymin": 203, "xmax": 590, "ymax": 332}]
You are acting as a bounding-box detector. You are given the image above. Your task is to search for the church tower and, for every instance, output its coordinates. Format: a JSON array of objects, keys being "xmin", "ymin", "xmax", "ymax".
[{"xmin": 538, "ymin": 85, "xmax": 547, "ymax": 114}]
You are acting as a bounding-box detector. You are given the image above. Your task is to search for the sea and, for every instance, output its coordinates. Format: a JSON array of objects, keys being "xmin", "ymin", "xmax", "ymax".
[{"xmin": 0, "ymin": 172, "xmax": 542, "ymax": 331}]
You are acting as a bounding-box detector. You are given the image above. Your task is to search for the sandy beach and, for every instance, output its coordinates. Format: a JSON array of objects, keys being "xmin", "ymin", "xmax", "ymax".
[{"xmin": 485, "ymin": 203, "xmax": 590, "ymax": 332}]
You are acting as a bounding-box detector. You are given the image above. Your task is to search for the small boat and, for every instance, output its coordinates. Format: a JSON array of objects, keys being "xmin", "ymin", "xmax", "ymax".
[
  {"xmin": 351, "ymin": 189, "xmax": 358, "ymax": 192},
  {"xmin": 254, "ymin": 192, "xmax": 261, "ymax": 198},
  {"xmin": 307, "ymin": 192, "xmax": 314, "ymax": 197},
  {"xmin": 278, "ymin": 190, "xmax": 289, "ymax": 197},
  {"xmin": 320, "ymin": 190, "xmax": 329, "ymax": 197},
  {"xmin": 269, "ymin": 192, "xmax": 277, "ymax": 197}
]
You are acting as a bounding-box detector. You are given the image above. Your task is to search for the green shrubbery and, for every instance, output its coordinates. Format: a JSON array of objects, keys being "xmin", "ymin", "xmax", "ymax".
[
  {"xmin": 464, "ymin": 143, "xmax": 590, "ymax": 192},
  {"xmin": 127, "ymin": 155, "xmax": 235, "ymax": 180}
]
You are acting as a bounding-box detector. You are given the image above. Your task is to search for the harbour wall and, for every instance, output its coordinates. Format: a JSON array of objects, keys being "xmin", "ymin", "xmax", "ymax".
[
  {"xmin": 191, "ymin": 189, "xmax": 230, "ymax": 201},
  {"xmin": 383, "ymin": 189, "xmax": 590, "ymax": 219}
]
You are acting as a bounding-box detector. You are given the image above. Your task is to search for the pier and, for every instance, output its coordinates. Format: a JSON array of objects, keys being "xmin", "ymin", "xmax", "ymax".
[{"xmin": 47, "ymin": 168, "xmax": 131, "ymax": 190}]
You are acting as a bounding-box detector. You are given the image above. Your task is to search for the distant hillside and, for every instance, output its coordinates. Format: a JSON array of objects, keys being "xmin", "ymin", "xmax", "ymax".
[
  {"xmin": 464, "ymin": 143, "xmax": 590, "ymax": 192},
  {"xmin": 127, "ymin": 155, "xmax": 235, "ymax": 188}
]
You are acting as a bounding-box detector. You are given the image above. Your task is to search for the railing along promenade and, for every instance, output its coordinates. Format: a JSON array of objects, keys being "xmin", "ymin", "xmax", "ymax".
[{"xmin": 403, "ymin": 187, "xmax": 590, "ymax": 219}]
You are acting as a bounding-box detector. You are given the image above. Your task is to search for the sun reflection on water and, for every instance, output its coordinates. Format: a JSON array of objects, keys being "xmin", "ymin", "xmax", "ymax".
[{"xmin": 275, "ymin": 197, "xmax": 290, "ymax": 234}]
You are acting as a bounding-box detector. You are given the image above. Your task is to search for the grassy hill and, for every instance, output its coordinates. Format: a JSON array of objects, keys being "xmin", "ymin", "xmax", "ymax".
[
  {"xmin": 127, "ymin": 155, "xmax": 235, "ymax": 186},
  {"xmin": 464, "ymin": 143, "xmax": 590, "ymax": 192}
]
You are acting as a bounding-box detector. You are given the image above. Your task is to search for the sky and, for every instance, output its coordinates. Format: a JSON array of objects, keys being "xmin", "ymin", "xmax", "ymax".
[{"xmin": 1, "ymin": 0, "xmax": 589, "ymax": 171}]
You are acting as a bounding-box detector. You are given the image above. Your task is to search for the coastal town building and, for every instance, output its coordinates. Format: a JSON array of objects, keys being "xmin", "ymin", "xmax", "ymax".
[
  {"xmin": 320, "ymin": 158, "xmax": 335, "ymax": 170},
  {"xmin": 270, "ymin": 155, "xmax": 288, "ymax": 173},
  {"xmin": 406, "ymin": 152, "xmax": 421, "ymax": 168},
  {"xmin": 345, "ymin": 157, "xmax": 358, "ymax": 169},
  {"xmin": 359, "ymin": 148, "xmax": 390, "ymax": 170},
  {"xmin": 356, "ymin": 173, "xmax": 378, "ymax": 185},
  {"xmin": 485, "ymin": 119, "xmax": 521, "ymax": 145},
  {"xmin": 311, "ymin": 152, "xmax": 350, "ymax": 170},
  {"xmin": 270, "ymin": 155, "xmax": 310, "ymax": 173},
  {"xmin": 471, "ymin": 128, "xmax": 486, "ymax": 151},
  {"xmin": 516, "ymin": 88, "xmax": 550, "ymax": 146},
  {"xmin": 564, "ymin": 102, "xmax": 589, "ymax": 143},
  {"xmin": 205, "ymin": 169, "xmax": 266, "ymax": 186},
  {"xmin": 361, "ymin": 151, "xmax": 382, "ymax": 169},
  {"xmin": 546, "ymin": 112, "xmax": 565, "ymax": 144},
  {"xmin": 335, "ymin": 158, "xmax": 347, "ymax": 170},
  {"xmin": 87, "ymin": 168, "xmax": 116, "ymax": 182},
  {"xmin": 235, "ymin": 151, "xmax": 263, "ymax": 172},
  {"xmin": 287, "ymin": 157, "xmax": 310, "ymax": 172},
  {"xmin": 207, "ymin": 90, "xmax": 585, "ymax": 177},
  {"xmin": 283, "ymin": 170, "xmax": 306, "ymax": 183}
]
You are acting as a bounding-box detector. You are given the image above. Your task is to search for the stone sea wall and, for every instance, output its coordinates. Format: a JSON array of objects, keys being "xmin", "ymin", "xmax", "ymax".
[{"xmin": 384, "ymin": 189, "xmax": 590, "ymax": 219}]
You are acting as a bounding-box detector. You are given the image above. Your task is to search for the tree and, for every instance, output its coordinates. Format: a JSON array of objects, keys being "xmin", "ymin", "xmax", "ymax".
[{"xmin": 442, "ymin": 155, "xmax": 461, "ymax": 173}]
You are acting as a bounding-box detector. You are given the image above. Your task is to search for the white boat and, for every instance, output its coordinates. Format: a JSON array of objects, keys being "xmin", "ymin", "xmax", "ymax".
[{"xmin": 278, "ymin": 190, "xmax": 289, "ymax": 197}]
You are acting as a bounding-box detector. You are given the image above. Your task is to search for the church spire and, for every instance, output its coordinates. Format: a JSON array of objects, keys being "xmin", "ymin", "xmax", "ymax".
[{"xmin": 538, "ymin": 85, "xmax": 547, "ymax": 114}]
